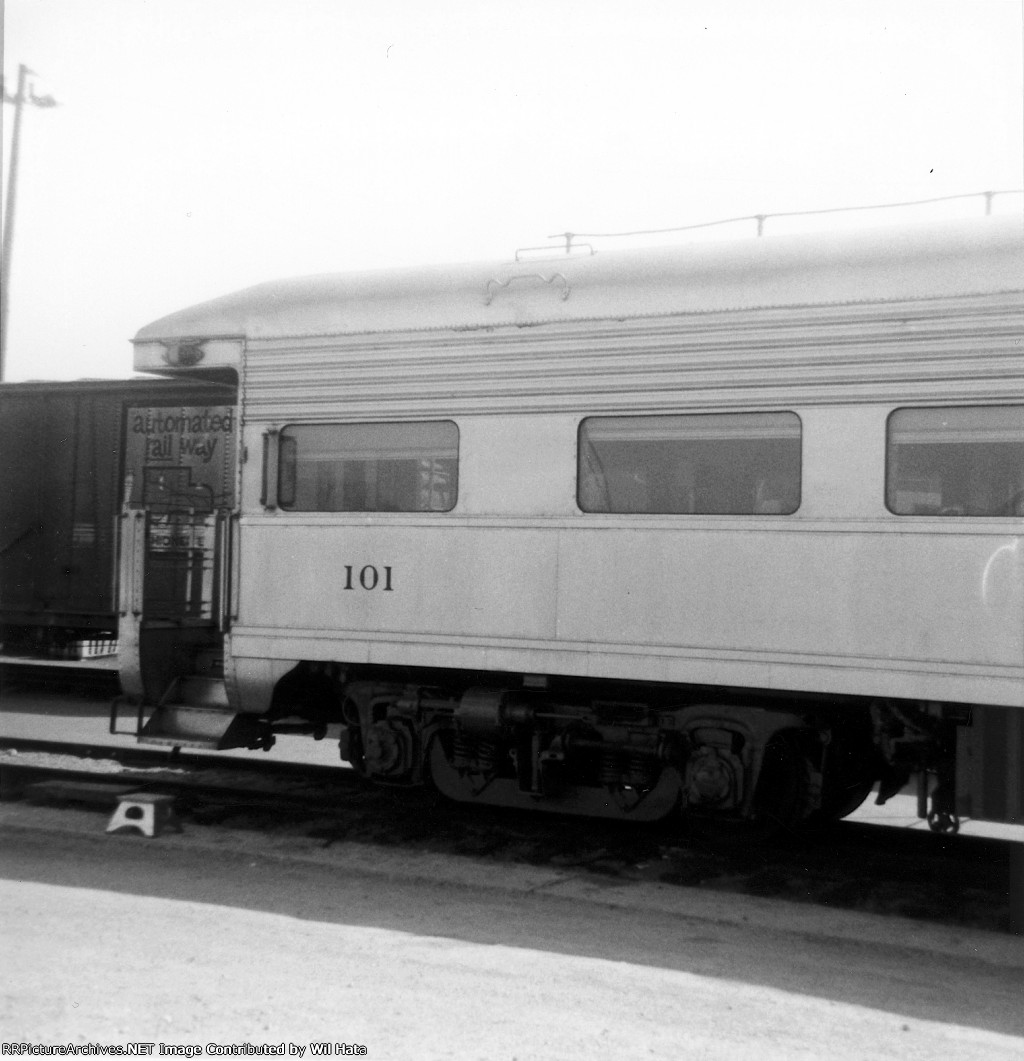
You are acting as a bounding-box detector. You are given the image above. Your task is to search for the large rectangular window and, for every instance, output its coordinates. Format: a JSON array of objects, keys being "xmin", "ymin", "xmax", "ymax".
[
  {"xmin": 886, "ymin": 406, "xmax": 1024, "ymax": 516},
  {"xmin": 578, "ymin": 412, "xmax": 801, "ymax": 514},
  {"xmin": 279, "ymin": 421, "xmax": 458, "ymax": 512}
]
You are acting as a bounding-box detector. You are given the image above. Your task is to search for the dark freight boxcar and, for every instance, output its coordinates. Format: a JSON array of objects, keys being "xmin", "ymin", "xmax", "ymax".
[{"xmin": 0, "ymin": 378, "xmax": 235, "ymax": 659}]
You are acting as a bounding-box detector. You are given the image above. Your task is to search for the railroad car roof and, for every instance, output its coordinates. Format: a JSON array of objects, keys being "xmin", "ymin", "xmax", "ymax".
[
  {"xmin": 135, "ymin": 217, "xmax": 1024, "ymax": 345},
  {"xmin": 0, "ymin": 377, "xmax": 234, "ymax": 395}
]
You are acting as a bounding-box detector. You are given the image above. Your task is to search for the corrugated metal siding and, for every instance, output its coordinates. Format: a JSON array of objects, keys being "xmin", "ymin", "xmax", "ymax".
[{"xmin": 240, "ymin": 294, "xmax": 1023, "ymax": 420}]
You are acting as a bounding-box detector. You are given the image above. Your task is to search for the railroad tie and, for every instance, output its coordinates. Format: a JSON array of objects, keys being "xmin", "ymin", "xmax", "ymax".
[{"xmin": 106, "ymin": 791, "xmax": 181, "ymax": 838}]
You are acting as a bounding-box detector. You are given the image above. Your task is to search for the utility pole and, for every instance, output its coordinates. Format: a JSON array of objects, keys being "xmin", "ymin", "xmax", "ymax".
[{"xmin": 1, "ymin": 65, "xmax": 58, "ymax": 380}]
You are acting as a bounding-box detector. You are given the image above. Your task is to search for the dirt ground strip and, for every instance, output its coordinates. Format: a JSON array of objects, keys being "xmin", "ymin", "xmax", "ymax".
[
  {"xmin": 2, "ymin": 798, "xmax": 1023, "ymax": 977},
  {"xmin": 0, "ymin": 744, "xmax": 1017, "ymax": 936}
]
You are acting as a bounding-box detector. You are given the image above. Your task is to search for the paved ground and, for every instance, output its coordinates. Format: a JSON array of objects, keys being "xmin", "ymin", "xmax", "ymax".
[{"xmin": 1, "ymin": 799, "xmax": 1023, "ymax": 1059}]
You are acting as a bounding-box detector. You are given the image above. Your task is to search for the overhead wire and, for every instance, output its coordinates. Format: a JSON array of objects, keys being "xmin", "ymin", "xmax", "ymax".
[{"xmin": 548, "ymin": 189, "xmax": 1024, "ymax": 249}]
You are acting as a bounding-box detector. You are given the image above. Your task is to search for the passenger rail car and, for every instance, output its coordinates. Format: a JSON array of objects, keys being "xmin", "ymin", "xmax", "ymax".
[
  {"xmin": 119, "ymin": 218, "xmax": 1024, "ymax": 832},
  {"xmin": 0, "ymin": 378, "xmax": 235, "ymax": 662}
]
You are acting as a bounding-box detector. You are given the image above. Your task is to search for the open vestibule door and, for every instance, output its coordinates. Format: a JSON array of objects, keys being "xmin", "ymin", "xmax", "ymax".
[{"xmin": 114, "ymin": 396, "xmax": 258, "ymax": 749}]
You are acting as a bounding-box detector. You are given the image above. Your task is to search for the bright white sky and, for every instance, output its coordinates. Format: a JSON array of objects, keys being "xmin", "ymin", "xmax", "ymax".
[{"xmin": 2, "ymin": 0, "xmax": 1022, "ymax": 381}]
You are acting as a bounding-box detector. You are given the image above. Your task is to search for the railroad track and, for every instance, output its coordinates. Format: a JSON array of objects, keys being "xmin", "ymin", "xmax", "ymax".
[{"xmin": 0, "ymin": 735, "xmax": 1016, "ymax": 934}]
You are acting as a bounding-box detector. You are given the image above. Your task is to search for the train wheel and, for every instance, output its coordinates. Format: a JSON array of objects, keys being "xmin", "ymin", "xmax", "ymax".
[
  {"xmin": 816, "ymin": 775, "xmax": 875, "ymax": 822},
  {"xmin": 690, "ymin": 733, "xmax": 815, "ymax": 844},
  {"xmin": 814, "ymin": 713, "xmax": 878, "ymax": 822},
  {"xmin": 746, "ymin": 733, "xmax": 818, "ymax": 836}
]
